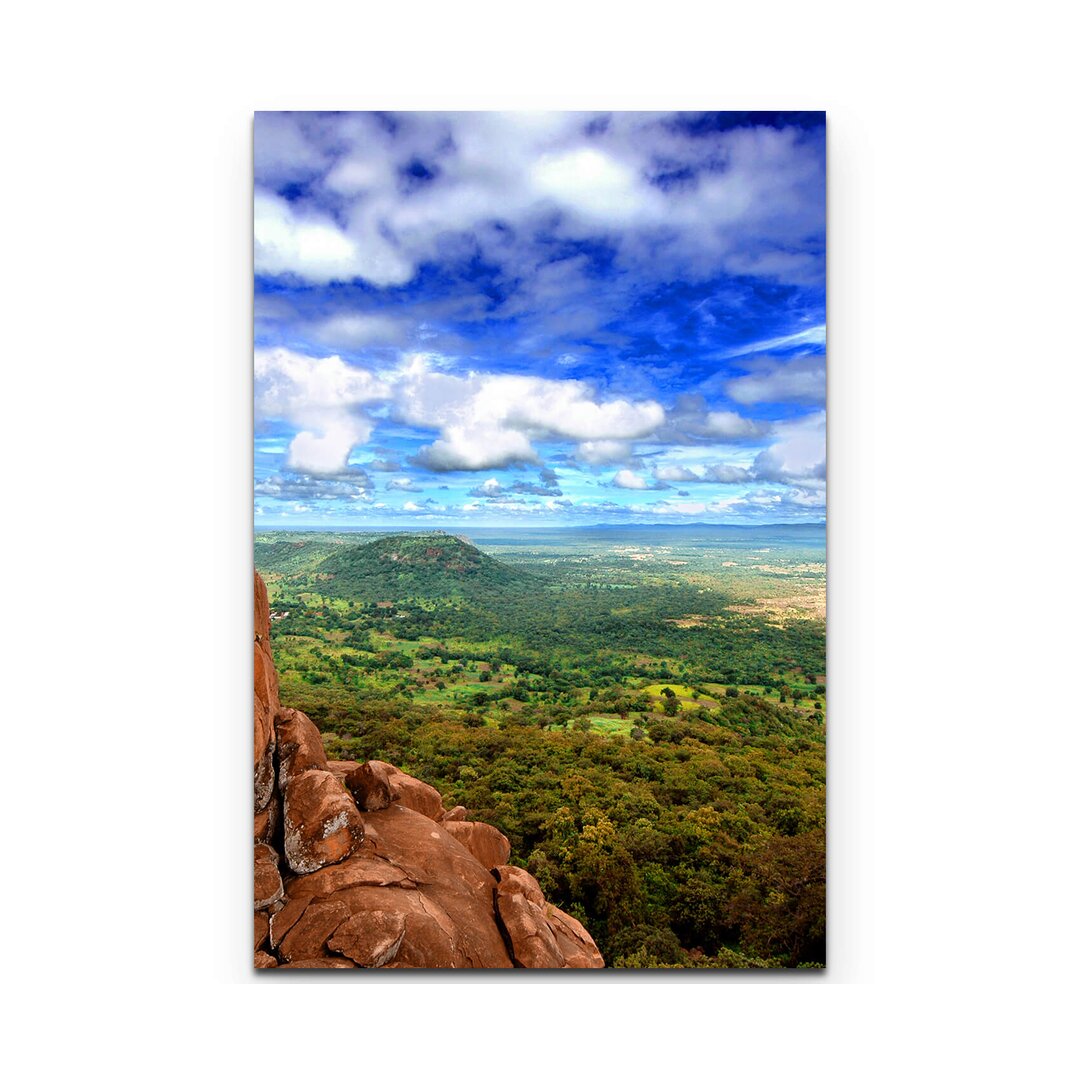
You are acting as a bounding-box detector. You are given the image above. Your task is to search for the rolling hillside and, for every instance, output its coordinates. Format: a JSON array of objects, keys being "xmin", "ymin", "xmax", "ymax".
[{"xmin": 315, "ymin": 533, "xmax": 531, "ymax": 600}]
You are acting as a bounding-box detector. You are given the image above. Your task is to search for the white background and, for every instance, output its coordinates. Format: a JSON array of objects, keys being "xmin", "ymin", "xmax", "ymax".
[{"xmin": 2, "ymin": 1, "xmax": 1076, "ymax": 1075}]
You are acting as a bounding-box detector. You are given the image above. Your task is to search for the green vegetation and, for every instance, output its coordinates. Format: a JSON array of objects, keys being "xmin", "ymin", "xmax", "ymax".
[{"xmin": 257, "ymin": 526, "xmax": 826, "ymax": 968}]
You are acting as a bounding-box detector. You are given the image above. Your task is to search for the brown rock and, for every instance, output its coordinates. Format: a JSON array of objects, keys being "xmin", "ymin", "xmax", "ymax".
[
  {"xmin": 345, "ymin": 761, "xmax": 394, "ymax": 811},
  {"xmin": 442, "ymin": 820, "xmax": 511, "ymax": 870},
  {"xmin": 492, "ymin": 864, "xmax": 603, "ymax": 969},
  {"xmin": 328, "ymin": 911, "xmax": 408, "ymax": 967},
  {"xmin": 494, "ymin": 872, "xmax": 563, "ymax": 968},
  {"xmin": 253, "ymin": 792, "xmax": 279, "ymax": 845},
  {"xmin": 285, "ymin": 852, "xmax": 414, "ymax": 899},
  {"xmin": 275, "ymin": 707, "xmax": 329, "ymax": 791},
  {"xmin": 440, "ymin": 805, "xmax": 468, "ymax": 822},
  {"xmin": 254, "ymin": 843, "xmax": 284, "ymax": 911},
  {"xmin": 494, "ymin": 864, "xmax": 544, "ymax": 905},
  {"xmin": 255, "ymin": 729, "xmax": 276, "ymax": 816},
  {"xmin": 269, "ymin": 896, "xmax": 311, "ymax": 950},
  {"xmin": 546, "ymin": 905, "xmax": 605, "ymax": 969},
  {"xmin": 254, "ymin": 569, "xmax": 271, "ymax": 641},
  {"xmin": 282, "ymin": 769, "xmax": 365, "ymax": 874},
  {"xmin": 254, "ymin": 572, "xmax": 279, "ymax": 787},
  {"xmin": 254, "ymin": 950, "xmax": 279, "ymax": 968},
  {"xmin": 384, "ymin": 768, "xmax": 442, "ymax": 816},
  {"xmin": 325, "ymin": 760, "xmax": 358, "ymax": 781},
  {"xmin": 278, "ymin": 900, "xmax": 350, "ymax": 963},
  {"xmin": 254, "ymin": 911, "xmax": 269, "ymax": 951},
  {"xmin": 336, "ymin": 804, "xmax": 514, "ymax": 968},
  {"xmin": 277, "ymin": 958, "xmax": 357, "ymax": 969}
]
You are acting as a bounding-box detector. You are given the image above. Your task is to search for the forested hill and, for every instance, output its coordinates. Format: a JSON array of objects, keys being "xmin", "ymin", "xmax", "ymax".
[{"xmin": 315, "ymin": 533, "xmax": 531, "ymax": 600}]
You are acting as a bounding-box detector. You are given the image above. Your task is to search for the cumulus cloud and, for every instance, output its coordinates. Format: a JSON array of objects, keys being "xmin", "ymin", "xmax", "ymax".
[
  {"xmin": 726, "ymin": 353, "xmax": 826, "ymax": 405},
  {"xmin": 368, "ymin": 457, "xmax": 402, "ymax": 472},
  {"xmin": 574, "ymin": 439, "xmax": 636, "ymax": 466},
  {"xmin": 411, "ymin": 425, "xmax": 539, "ymax": 472},
  {"xmin": 400, "ymin": 498, "xmax": 448, "ymax": 514},
  {"xmin": 397, "ymin": 356, "xmax": 663, "ymax": 471},
  {"xmin": 254, "ymin": 469, "xmax": 373, "ymax": 501},
  {"xmin": 654, "ymin": 464, "xmax": 700, "ymax": 483},
  {"xmin": 254, "ymin": 188, "xmax": 413, "ymax": 286},
  {"xmin": 705, "ymin": 463, "xmax": 754, "ymax": 483},
  {"xmin": 612, "ymin": 469, "xmax": 652, "ymax": 490},
  {"xmin": 658, "ymin": 395, "xmax": 771, "ymax": 444},
  {"xmin": 386, "ymin": 477, "xmax": 423, "ymax": 492},
  {"xmin": 704, "ymin": 410, "xmax": 770, "ymax": 440},
  {"xmin": 467, "ymin": 473, "xmax": 563, "ymax": 499},
  {"xmin": 254, "ymin": 347, "xmax": 392, "ymax": 475},
  {"xmin": 751, "ymin": 411, "xmax": 826, "ymax": 483},
  {"xmin": 252, "ymin": 113, "xmax": 826, "ymax": 524},
  {"xmin": 654, "ymin": 462, "xmax": 754, "ymax": 484}
]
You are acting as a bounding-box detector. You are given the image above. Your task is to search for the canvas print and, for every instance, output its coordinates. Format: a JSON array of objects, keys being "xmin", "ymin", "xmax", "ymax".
[{"xmin": 253, "ymin": 112, "xmax": 826, "ymax": 969}]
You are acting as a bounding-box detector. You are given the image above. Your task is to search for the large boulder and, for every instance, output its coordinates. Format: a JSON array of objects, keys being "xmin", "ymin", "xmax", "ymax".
[
  {"xmin": 269, "ymin": 897, "xmax": 311, "ymax": 950},
  {"xmin": 442, "ymin": 820, "xmax": 511, "ymax": 870},
  {"xmin": 328, "ymin": 911, "xmax": 407, "ymax": 968},
  {"xmin": 281, "ymin": 769, "xmax": 365, "ymax": 874},
  {"xmin": 369, "ymin": 760, "xmax": 444, "ymax": 820},
  {"xmin": 278, "ymin": 900, "xmax": 351, "ymax": 963},
  {"xmin": 493, "ymin": 865, "xmax": 604, "ymax": 969},
  {"xmin": 275, "ymin": 708, "xmax": 328, "ymax": 792},
  {"xmin": 253, "ymin": 792, "xmax": 279, "ymax": 845},
  {"xmin": 546, "ymin": 906, "xmax": 606, "ymax": 969},
  {"xmin": 283, "ymin": 803, "xmax": 513, "ymax": 968},
  {"xmin": 254, "ymin": 843, "xmax": 284, "ymax": 911},
  {"xmin": 344, "ymin": 761, "xmax": 395, "ymax": 811}
]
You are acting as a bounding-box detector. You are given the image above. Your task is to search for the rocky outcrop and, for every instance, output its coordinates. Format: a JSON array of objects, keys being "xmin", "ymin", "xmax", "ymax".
[
  {"xmin": 253, "ymin": 571, "xmax": 603, "ymax": 970},
  {"xmin": 343, "ymin": 761, "xmax": 394, "ymax": 811},
  {"xmin": 442, "ymin": 820, "xmax": 512, "ymax": 870}
]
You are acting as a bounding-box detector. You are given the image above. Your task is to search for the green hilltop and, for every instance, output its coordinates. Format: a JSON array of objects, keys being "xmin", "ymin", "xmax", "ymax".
[{"xmin": 314, "ymin": 533, "xmax": 530, "ymax": 601}]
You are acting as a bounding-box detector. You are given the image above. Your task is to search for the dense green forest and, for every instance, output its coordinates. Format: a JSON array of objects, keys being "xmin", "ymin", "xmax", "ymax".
[{"xmin": 257, "ymin": 529, "xmax": 826, "ymax": 968}]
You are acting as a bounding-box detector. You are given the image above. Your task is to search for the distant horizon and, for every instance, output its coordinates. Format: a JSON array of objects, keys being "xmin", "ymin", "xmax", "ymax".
[{"xmin": 255, "ymin": 520, "xmax": 825, "ymax": 533}]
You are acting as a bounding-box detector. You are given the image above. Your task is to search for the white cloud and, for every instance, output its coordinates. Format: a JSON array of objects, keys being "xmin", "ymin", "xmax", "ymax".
[
  {"xmin": 255, "ymin": 471, "xmax": 373, "ymax": 501},
  {"xmin": 398, "ymin": 355, "xmax": 663, "ymax": 470},
  {"xmin": 613, "ymin": 469, "xmax": 649, "ymax": 490},
  {"xmin": 254, "ymin": 347, "xmax": 391, "ymax": 475},
  {"xmin": 721, "ymin": 324, "xmax": 826, "ymax": 359},
  {"xmin": 653, "ymin": 462, "xmax": 754, "ymax": 484},
  {"xmin": 310, "ymin": 313, "xmax": 407, "ymax": 349},
  {"xmin": 254, "ymin": 190, "xmax": 412, "ymax": 286},
  {"xmin": 752, "ymin": 411, "xmax": 826, "ymax": 482},
  {"xmin": 286, "ymin": 422, "xmax": 370, "ymax": 475},
  {"xmin": 657, "ymin": 394, "xmax": 771, "ymax": 444},
  {"xmin": 412, "ymin": 424, "xmax": 539, "ymax": 471},
  {"xmin": 254, "ymin": 113, "xmax": 824, "ymax": 289},
  {"xmin": 575, "ymin": 439, "xmax": 635, "ymax": 465},
  {"xmin": 654, "ymin": 464, "xmax": 700, "ymax": 483},
  {"xmin": 726, "ymin": 354, "xmax": 826, "ymax": 405},
  {"xmin": 705, "ymin": 410, "xmax": 769, "ymax": 440},
  {"xmin": 532, "ymin": 147, "xmax": 656, "ymax": 223},
  {"xmin": 705, "ymin": 463, "xmax": 753, "ymax": 483}
]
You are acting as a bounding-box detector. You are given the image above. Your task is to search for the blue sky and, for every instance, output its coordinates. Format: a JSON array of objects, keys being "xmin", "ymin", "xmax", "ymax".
[{"xmin": 254, "ymin": 112, "xmax": 825, "ymax": 527}]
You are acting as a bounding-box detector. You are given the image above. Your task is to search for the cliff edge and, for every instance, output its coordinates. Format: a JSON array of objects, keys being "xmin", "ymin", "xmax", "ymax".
[{"xmin": 253, "ymin": 570, "xmax": 604, "ymax": 970}]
